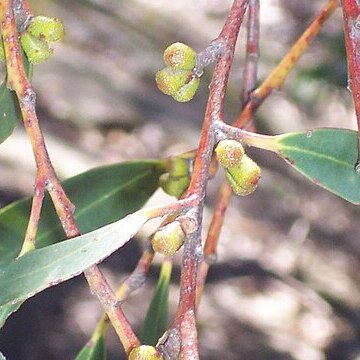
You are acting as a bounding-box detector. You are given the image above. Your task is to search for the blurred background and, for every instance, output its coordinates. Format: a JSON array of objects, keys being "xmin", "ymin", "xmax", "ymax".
[{"xmin": 1, "ymin": 0, "xmax": 360, "ymax": 359}]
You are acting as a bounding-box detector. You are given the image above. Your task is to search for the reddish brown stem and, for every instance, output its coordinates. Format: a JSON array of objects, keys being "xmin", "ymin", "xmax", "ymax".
[
  {"xmin": 85, "ymin": 266, "xmax": 140, "ymax": 354},
  {"xmin": 196, "ymin": 0, "xmax": 260, "ymax": 308},
  {"xmin": 18, "ymin": 174, "xmax": 45, "ymax": 256},
  {"xmin": 241, "ymin": 0, "xmax": 260, "ymax": 106},
  {"xmin": 234, "ymin": 0, "xmax": 338, "ymax": 128},
  {"xmin": 196, "ymin": 181, "xmax": 233, "ymax": 307},
  {"xmin": 170, "ymin": 1, "xmax": 249, "ymax": 358},
  {"xmin": 0, "ymin": 1, "xmax": 140, "ymax": 354},
  {"xmin": 342, "ymin": 0, "xmax": 360, "ymax": 169}
]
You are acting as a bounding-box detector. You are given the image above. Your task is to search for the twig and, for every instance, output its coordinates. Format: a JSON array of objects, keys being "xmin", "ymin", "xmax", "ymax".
[
  {"xmin": 234, "ymin": 0, "xmax": 338, "ymax": 128},
  {"xmin": 196, "ymin": 181, "xmax": 233, "ymax": 308},
  {"xmin": 195, "ymin": 0, "xmax": 338, "ymax": 309},
  {"xmin": 196, "ymin": 0, "xmax": 260, "ymax": 308},
  {"xmin": 163, "ymin": 1, "xmax": 249, "ymax": 358},
  {"xmin": 341, "ymin": 0, "xmax": 360, "ymax": 170},
  {"xmin": 241, "ymin": 0, "xmax": 260, "ymax": 106},
  {"xmin": 85, "ymin": 246, "xmax": 155, "ymax": 341},
  {"xmin": 0, "ymin": 0, "xmax": 140, "ymax": 354}
]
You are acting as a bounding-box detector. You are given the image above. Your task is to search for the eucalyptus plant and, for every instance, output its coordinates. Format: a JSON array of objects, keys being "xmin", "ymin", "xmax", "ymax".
[{"xmin": 0, "ymin": 0, "xmax": 359, "ymax": 359}]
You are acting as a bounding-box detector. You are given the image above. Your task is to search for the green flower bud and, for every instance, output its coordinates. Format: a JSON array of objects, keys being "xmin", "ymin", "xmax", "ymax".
[
  {"xmin": 225, "ymin": 154, "xmax": 261, "ymax": 196},
  {"xmin": 172, "ymin": 77, "xmax": 200, "ymax": 103},
  {"xmin": 155, "ymin": 67, "xmax": 191, "ymax": 96},
  {"xmin": 151, "ymin": 221, "xmax": 185, "ymax": 256},
  {"xmin": 159, "ymin": 173, "xmax": 190, "ymax": 199},
  {"xmin": 163, "ymin": 42, "xmax": 196, "ymax": 70},
  {"xmin": 167, "ymin": 156, "xmax": 190, "ymax": 178},
  {"xmin": 20, "ymin": 32, "xmax": 53, "ymax": 64},
  {"xmin": 215, "ymin": 139, "xmax": 245, "ymax": 169},
  {"xmin": 27, "ymin": 16, "xmax": 64, "ymax": 42},
  {"xmin": 128, "ymin": 345, "xmax": 164, "ymax": 360}
]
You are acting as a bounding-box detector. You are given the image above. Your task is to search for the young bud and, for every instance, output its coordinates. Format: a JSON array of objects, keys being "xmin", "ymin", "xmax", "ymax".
[
  {"xmin": 20, "ymin": 32, "xmax": 53, "ymax": 64},
  {"xmin": 155, "ymin": 68, "xmax": 191, "ymax": 96},
  {"xmin": 225, "ymin": 154, "xmax": 261, "ymax": 196},
  {"xmin": 215, "ymin": 139, "xmax": 245, "ymax": 169},
  {"xmin": 128, "ymin": 345, "xmax": 164, "ymax": 360},
  {"xmin": 159, "ymin": 173, "xmax": 190, "ymax": 199},
  {"xmin": 163, "ymin": 42, "xmax": 196, "ymax": 70},
  {"xmin": 27, "ymin": 16, "xmax": 64, "ymax": 42},
  {"xmin": 172, "ymin": 77, "xmax": 200, "ymax": 103},
  {"xmin": 167, "ymin": 156, "xmax": 190, "ymax": 178},
  {"xmin": 151, "ymin": 221, "xmax": 185, "ymax": 256}
]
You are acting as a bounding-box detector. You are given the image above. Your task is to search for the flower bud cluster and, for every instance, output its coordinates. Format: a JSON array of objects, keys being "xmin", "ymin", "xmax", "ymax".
[
  {"xmin": 0, "ymin": 15, "xmax": 64, "ymax": 64},
  {"xmin": 159, "ymin": 155, "xmax": 192, "ymax": 199},
  {"xmin": 215, "ymin": 139, "xmax": 261, "ymax": 196},
  {"xmin": 21, "ymin": 16, "xmax": 64, "ymax": 64},
  {"xmin": 156, "ymin": 42, "xmax": 200, "ymax": 102}
]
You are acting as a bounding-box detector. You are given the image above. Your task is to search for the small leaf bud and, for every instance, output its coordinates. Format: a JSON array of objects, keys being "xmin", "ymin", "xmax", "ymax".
[
  {"xmin": 172, "ymin": 77, "xmax": 200, "ymax": 103},
  {"xmin": 20, "ymin": 32, "xmax": 53, "ymax": 64},
  {"xmin": 163, "ymin": 42, "xmax": 196, "ymax": 70},
  {"xmin": 225, "ymin": 154, "xmax": 261, "ymax": 196},
  {"xmin": 215, "ymin": 139, "xmax": 245, "ymax": 169},
  {"xmin": 128, "ymin": 345, "xmax": 164, "ymax": 360},
  {"xmin": 27, "ymin": 16, "xmax": 64, "ymax": 42},
  {"xmin": 159, "ymin": 173, "xmax": 190, "ymax": 199},
  {"xmin": 151, "ymin": 221, "xmax": 185, "ymax": 256}
]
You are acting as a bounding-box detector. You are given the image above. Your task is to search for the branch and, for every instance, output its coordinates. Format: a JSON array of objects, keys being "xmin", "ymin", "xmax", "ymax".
[
  {"xmin": 0, "ymin": 1, "xmax": 140, "ymax": 354},
  {"xmin": 234, "ymin": 0, "xmax": 338, "ymax": 128},
  {"xmin": 196, "ymin": 0, "xmax": 260, "ymax": 308},
  {"xmin": 195, "ymin": 0, "xmax": 338, "ymax": 310},
  {"xmin": 163, "ymin": 1, "xmax": 249, "ymax": 358},
  {"xmin": 341, "ymin": 0, "xmax": 360, "ymax": 170}
]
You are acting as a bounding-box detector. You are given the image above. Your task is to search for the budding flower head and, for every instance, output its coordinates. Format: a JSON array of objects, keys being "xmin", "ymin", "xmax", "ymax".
[
  {"xmin": 163, "ymin": 42, "xmax": 197, "ymax": 70},
  {"xmin": 215, "ymin": 139, "xmax": 245, "ymax": 169},
  {"xmin": 27, "ymin": 16, "xmax": 64, "ymax": 42},
  {"xmin": 159, "ymin": 173, "xmax": 190, "ymax": 199},
  {"xmin": 20, "ymin": 32, "xmax": 53, "ymax": 64},
  {"xmin": 167, "ymin": 156, "xmax": 190, "ymax": 178},
  {"xmin": 155, "ymin": 68, "xmax": 191, "ymax": 96},
  {"xmin": 151, "ymin": 221, "xmax": 185, "ymax": 256},
  {"xmin": 128, "ymin": 345, "xmax": 164, "ymax": 360},
  {"xmin": 172, "ymin": 77, "xmax": 200, "ymax": 103},
  {"xmin": 225, "ymin": 154, "xmax": 261, "ymax": 196}
]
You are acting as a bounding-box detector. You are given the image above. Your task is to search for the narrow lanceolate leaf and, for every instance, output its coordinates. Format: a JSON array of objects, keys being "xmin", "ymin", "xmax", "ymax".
[
  {"xmin": 275, "ymin": 128, "xmax": 360, "ymax": 204},
  {"xmin": 75, "ymin": 336, "xmax": 107, "ymax": 360},
  {"xmin": 0, "ymin": 160, "xmax": 165, "ymax": 263},
  {"xmin": 140, "ymin": 260, "xmax": 172, "ymax": 345},
  {"xmin": 0, "ymin": 209, "xmax": 150, "ymax": 327},
  {"xmin": 0, "ymin": 58, "xmax": 32, "ymax": 144}
]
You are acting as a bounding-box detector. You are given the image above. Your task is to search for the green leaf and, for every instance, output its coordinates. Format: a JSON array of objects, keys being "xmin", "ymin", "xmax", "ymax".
[
  {"xmin": 0, "ymin": 160, "xmax": 164, "ymax": 263},
  {"xmin": 0, "ymin": 208, "xmax": 151, "ymax": 327},
  {"xmin": 140, "ymin": 260, "xmax": 172, "ymax": 345},
  {"xmin": 276, "ymin": 128, "xmax": 360, "ymax": 204},
  {"xmin": 0, "ymin": 57, "xmax": 32, "ymax": 144},
  {"xmin": 75, "ymin": 336, "xmax": 107, "ymax": 360},
  {"xmin": 0, "ymin": 351, "xmax": 6, "ymax": 360},
  {"xmin": 0, "ymin": 160, "xmax": 165, "ymax": 327}
]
